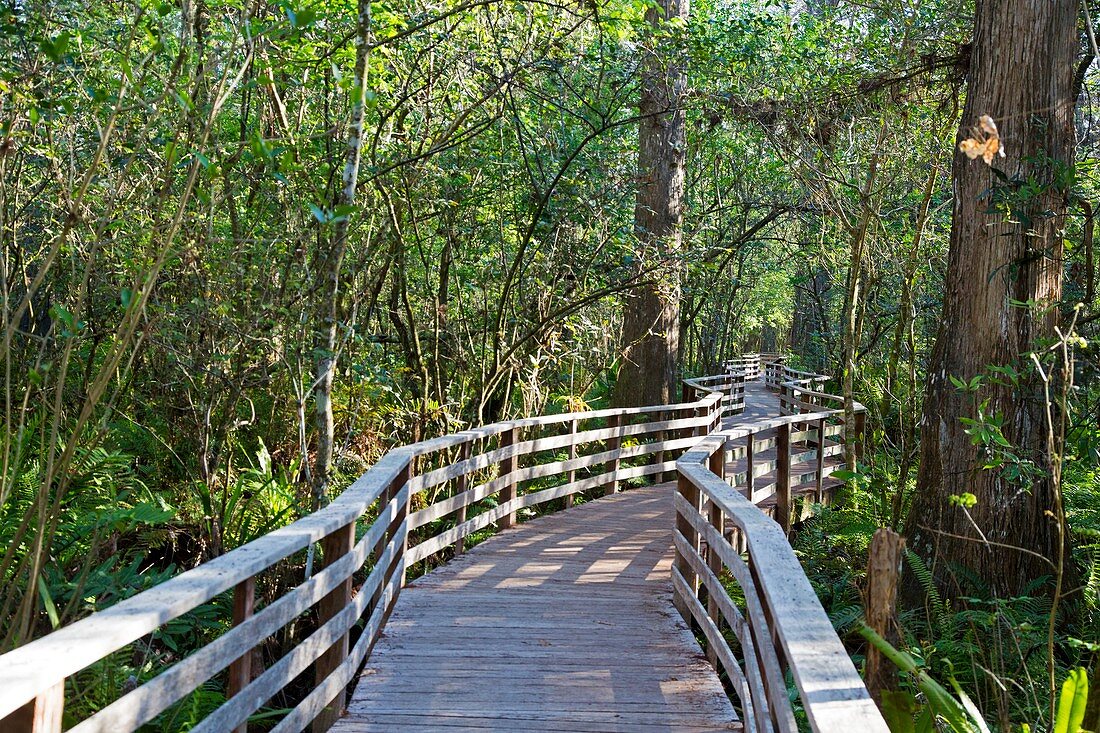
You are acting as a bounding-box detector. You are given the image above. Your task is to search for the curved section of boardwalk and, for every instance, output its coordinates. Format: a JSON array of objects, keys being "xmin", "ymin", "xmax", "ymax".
[
  {"xmin": 0, "ymin": 357, "xmax": 886, "ymax": 733},
  {"xmin": 334, "ymin": 485, "xmax": 741, "ymax": 732}
]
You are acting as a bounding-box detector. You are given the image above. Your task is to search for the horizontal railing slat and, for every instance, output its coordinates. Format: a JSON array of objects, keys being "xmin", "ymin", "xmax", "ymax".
[
  {"xmin": 69, "ymin": 484, "xmax": 411, "ymax": 733},
  {"xmin": 189, "ymin": 521, "xmax": 407, "ymax": 733}
]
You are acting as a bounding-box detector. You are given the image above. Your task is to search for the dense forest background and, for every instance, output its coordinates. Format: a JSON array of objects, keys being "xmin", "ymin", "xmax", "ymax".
[{"xmin": 2, "ymin": 0, "xmax": 1099, "ymax": 727}]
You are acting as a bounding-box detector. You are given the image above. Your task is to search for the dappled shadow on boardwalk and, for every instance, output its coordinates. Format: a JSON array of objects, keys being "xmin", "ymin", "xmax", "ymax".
[{"xmin": 333, "ymin": 486, "xmax": 741, "ymax": 732}]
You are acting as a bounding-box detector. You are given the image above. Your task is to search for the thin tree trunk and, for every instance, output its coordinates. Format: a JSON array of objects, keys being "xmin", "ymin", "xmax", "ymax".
[
  {"xmin": 841, "ymin": 121, "xmax": 887, "ymax": 470},
  {"xmin": 886, "ymin": 164, "xmax": 938, "ymax": 526},
  {"xmin": 311, "ymin": 0, "xmax": 371, "ymax": 509},
  {"xmin": 904, "ymin": 0, "xmax": 1078, "ymax": 600}
]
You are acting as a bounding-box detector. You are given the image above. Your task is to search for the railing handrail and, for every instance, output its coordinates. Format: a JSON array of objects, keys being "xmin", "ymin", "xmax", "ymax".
[
  {"xmin": 675, "ymin": 358, "xmax": 884, "ymax": 732},
  {"xmin": 677, "ymin": 436, "xmax": 886, "ymax": 732},
  {"xmin": 1, "ymin": 353, "xmax": 881, "ymax": 733}
]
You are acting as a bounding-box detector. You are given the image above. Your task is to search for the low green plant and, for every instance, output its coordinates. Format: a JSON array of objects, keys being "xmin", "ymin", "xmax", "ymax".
[{"xmin": 863, "ymin": 624, "xmax": 1091, "ymax": 733}]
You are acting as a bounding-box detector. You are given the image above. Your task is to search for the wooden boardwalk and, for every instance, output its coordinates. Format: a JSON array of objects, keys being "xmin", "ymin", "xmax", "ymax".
[
  {"xmin": 332, "ymin": 382, "xmax": 795, "ymax": 732},
  {"xmin": 0, "ymin": 357, "xmax": 887, "ymax": 733},
  {"xmin": 334, "ymin": 485, "xmax": 742, "ymax": 732},
  {"xmin": 0, "ymin": 358, "xmax": 889, "ymax": 733}
]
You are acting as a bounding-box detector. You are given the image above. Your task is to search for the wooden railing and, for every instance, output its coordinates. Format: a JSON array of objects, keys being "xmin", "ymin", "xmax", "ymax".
[
  {"xmin": 673, "ymin": 359, "xmax": 886, "ymax": 732},
  {"xmin": 0, "ymin": 373, "xmax": 749, "ymax": 732},
  {"xmin": 683, "ymin": 370, "xmax": 746, "ymax": 410},
  {"xmin": 0, "ymin": 354, "xmax": 884, "ymax": 733},
  {"xmin": 723, "ymin": 352, "xmax": 786, "ymax": 382}
]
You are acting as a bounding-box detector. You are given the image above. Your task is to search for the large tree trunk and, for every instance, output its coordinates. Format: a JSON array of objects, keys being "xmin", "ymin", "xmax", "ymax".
[
  {"xmin": 613, "ymin": 0, "xmax": 688, "ymax": 408},
  {"xmin": 904, "ymin": 0, "xmax": 1078, "ymax": 600}
]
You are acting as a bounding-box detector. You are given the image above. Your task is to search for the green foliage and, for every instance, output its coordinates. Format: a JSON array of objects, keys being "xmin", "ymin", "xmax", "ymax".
[
  {"xmin": 861, "ymin": 625, "xmax": 992, "ymax": 733},
  {"xmin": 866, "ymin": 627, "xmax": 1092, "ymax": 733},
  {"xmin": 0, "ymin": 0, "xmax": 1096, "ymax": 727}
]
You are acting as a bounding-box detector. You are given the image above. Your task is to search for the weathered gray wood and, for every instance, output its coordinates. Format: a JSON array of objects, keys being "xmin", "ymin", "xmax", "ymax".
[
  {"xmin": 604, "ymin": 414, "xmax": 622, "ymax": 495},
  {"xmin": 672, "ymin": 494, "xmax": 792, "ymax": 733},
  {"xmin": 68, "ymin": 490, "xmax": 409, "ymax": 733},
  {"xmin": 672, "ymin": 534, "xmax": 772, "ymax": 733},
  {"xmin": 0, "ymin": 354, "xmax": 874, "ymax": 733},
  {"xmin": 313, "ymin": 520, "xmax": 357, "ymax": 732},
  {"xmin": 271, "ymin": 572, "xmax": 403, "ymax": 733},
  {"xmin": 405, "ymin": 459, "xmax": 681, "ymax": 565},
  {"xmin": 0, "ymin": 449, "xmax": 412, "ymax": 723},
  {"xmin": 408, "ymin": 435, "xmax": 702, "ymax": 530},
  {"xmin": 815, "ymin": 417, "xmax": 826, "ymax": 501},
  {"xmin": 671, "ymin": 567, "xmax": 754, "ymax": 719},
  {"xmin": 454, "ymin": 440, "xmax": 472, "ymax": 553},
  {"xmin": 335, "ymin": 487, "xmax": 739, "ymax": 733},
  {"xmin": 775, "ymin": 423, "xmax": 791, "ymax": 534},
  {"xmin": 498, "ymin": 427, "xmax": 519, "ymax": 529},
  {"xmin": 190, "ymin": 526, "xmax": 407, "ymax": 733},
  {"xmin": 565, "ymin": 418, "xmax": 578, "ymax": 508},
  {"xmin": 0, "ymin": 682, "xmax": 63, "ymax": 733},
  {"xmin": 407, "ymin": 414, "xmax": 710, "ymax": 495}
]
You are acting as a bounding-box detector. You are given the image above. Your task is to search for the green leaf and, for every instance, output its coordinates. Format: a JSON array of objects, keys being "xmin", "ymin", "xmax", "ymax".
[
  {"xmin": 192, "ymin": 150, "xmax": 213, "ymax": 170},
  {"xmin": 40, "ymin": 32, "xmax": 71, "ymax": 62},
  {"xmin": 37, "ymin": 576, "xmax": 61, "ymax": 631},
  {"xmin": 1053, "ymin": 668, "xmax": 1088, "ymax": 733},
  {"xmin": 882, "ymin": 690, "xmax": 919, "ymax": 733}
]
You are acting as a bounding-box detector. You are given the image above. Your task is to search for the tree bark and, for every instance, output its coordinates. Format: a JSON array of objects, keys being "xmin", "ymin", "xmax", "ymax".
[
  {"xmin": 613, "ymin": 0, "xmax": 688, "ymax": 408},
  {"xmin": 865, "ymin": 528, "xmax": 905, "ymax": 707},
  {"xmin": 904, "ymin": 0, "xmax": 1078, "ymax": 600}
]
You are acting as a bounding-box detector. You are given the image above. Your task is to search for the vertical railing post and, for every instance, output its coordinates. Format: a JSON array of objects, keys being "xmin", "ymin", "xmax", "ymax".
[
  {"xmin": 499, "ymin": 427, "xmax": 518, "ymax": 529},
  {"xmin": 373, "ymin": 462, "xmax": 411, "ymax": 619},
  {"xmin": 394, "ymin": 462, "xmax": 412, "ymax": 591},
  {"xmin": 776, "ymin": 422, "xmax": 791, "ymax": 534},
  {"xmin": 454, "ymin": 440, "xmax": 472, "ymax": 554},
  {"xmin": 744, "ymin": 430, "xmax": 755, "ymax": 502},
  {"xmin": 705, "ymin": 448, "xmax": 725, "ymax": 671},
  {"xmin": 604, "ymin": 414, "xmax": 621, "ymax": 496},
  {"xmin": 854, "ymin": 410, "xmax": 867, "ymax": 466},
  {"xmin": 675, "ymin": 405, "xmax": 695, "ymax": 472},
  {"xmin": 0, "ymin": 684, "xmax": 64, "ymax": 733},
  {"xmin": 815, "ymin": 417, "xmax": 826, "ymax": 503},
  {"xmin": 694, "ymin": 404, "xmax": 709, "ymax": 438},
  {"xmin": 228, "ymin": 577, "xmax": 256, "ymax": 733},
  {"xmin": 566, "ymin": 418, "xmax": 578, "ymax": 508},
  {"xmin": 370, "ymin": 463, "xmax": 408, "ymax": 612},
  {"xmin": 673, "ymin": 472, "xmax": 700, "ymax": 625},
  {"xmin": 708, "ymin": 444, "xmax": 725, "ymax": 482},
  {"xmin": 657, "ymin": 410, "xmax": 670, "ymax": 483},
  {"xmin": 313, "ymin": 519, "xmax": 356, "ymax": 732}
]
